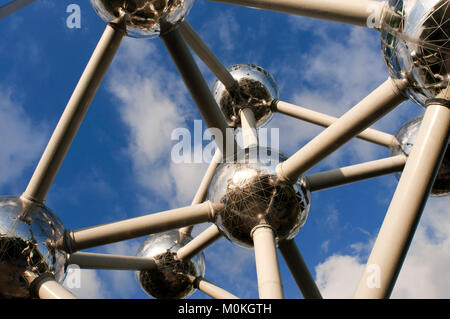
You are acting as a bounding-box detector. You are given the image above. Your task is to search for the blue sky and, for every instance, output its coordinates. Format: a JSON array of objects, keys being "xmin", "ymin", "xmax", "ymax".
[{"xmin": 0, "ymin": 0, "xmax": 449, "ymax": 299}]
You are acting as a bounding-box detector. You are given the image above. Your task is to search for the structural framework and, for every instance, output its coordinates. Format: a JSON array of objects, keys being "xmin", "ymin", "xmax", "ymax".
[{"xmin": 0, "ymin": 0, "xmax": 449, "ymax": 299}]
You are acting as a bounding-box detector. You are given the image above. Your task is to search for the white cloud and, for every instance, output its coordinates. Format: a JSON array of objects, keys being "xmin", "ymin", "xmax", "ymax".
[
  {"xmin": 0, "ymin": 88, "xmax": 47, "ymax": 190},
  {"xmin": 314, "ymin": 196, "xmax": 450, "ymax": 298}
]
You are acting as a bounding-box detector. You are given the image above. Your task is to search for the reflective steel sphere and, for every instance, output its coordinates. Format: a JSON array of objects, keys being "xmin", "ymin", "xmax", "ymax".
[
  {"xmin": 213, "ymin": 64, "xmax": 278, "ymax": 128},
  {"xmin": 0, "ymin": 196, "xmax": 67, "ymax": 298},
  {"xmin": 206, "ymin": 147, "xmax": 310, "ymax": 248},
  {"xmin": 381, "ymin": 0, "xmax": 450, "ymax": 106},
  {"xmin": 135, "ymin": 230, "xmax": 205, "ymax": 299},
  {"xmin": 390, "ymin": 115, "xmax": 450, "ymax": 196},
  {"xmin": 90, "ymin": 0, "xmax": 194, "ymax": 38}
]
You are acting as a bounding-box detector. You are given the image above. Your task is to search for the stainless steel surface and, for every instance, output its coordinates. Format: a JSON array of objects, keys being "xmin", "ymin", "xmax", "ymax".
[
  {"xmin": 135, "ymin": 230, "xmax": 205, "ymax": 299},
  {"xmin": 90, "ymin": 0, "xmax": 194, "ymax": 38},
  {"xmin": 391, "ymin": 115, "xmax": 449, "ymax": 196},
  {"xmin": 207, "ymin": 147, "xmax": 310, "ymax": 248},
  {"xmin": 0, "ymin": 196, "xmax": 66, "ymax": 298},
  {"xmin": 213, "ymin": 64, "xmax": 278, "ymax": 128},
  {"xmin": 381, "ymin": 0, "xmax": 450, "ymax": 106},
  {"xmin": 68, "ymin": 252, "xmax": 157, "ymax": 271}
]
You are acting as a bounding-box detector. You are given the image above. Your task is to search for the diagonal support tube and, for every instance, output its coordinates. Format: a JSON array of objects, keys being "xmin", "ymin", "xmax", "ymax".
[
  {"xmin": 177, "ymin": 224, "xmax": 222, "ymax": 260},
  {"xmin": 21, "ymin": 21, "xmax": 125, "ymax": 204},
  {"xmin": 0, "ymin": 0, "xmax": 35, "ymax": 19},
  {"xmin": 192, "ymin": 277, "xmax": 239, "ymax": 299},
  {"xmin": 208, "ymin": 0, "xmax": 386, "ymax": 28},
  {"xmin": 179, "ymin": 149, "xmax": 222, "ymax": 240},
  {"xmin": 278, "ymin": 240, "xmax": 322, "ymax": 299},
  {"xmin": 68, "ymin": 252, "xmax": 157, "ymax": 271},
  {"xmin": 273, "ymin": 100, "xmax": 400, "ymax": 148},
  {"xmin": 304, "ymin": 155, "xmax": 407, "ymax": 192},
  {"xmin": 277, "ymin": 78, "xmax": 408, "ymax": 183},
  {"xmin": 252, "ymin": 224, "xmax": 284, "ymax": 299},
  {"xmin": 179, "ymin": 22, "xmax": 238, "ymax": 90},
  {"xmin": 161, "ymin": 28, "xmax": 237, "ymax": 160},
  {"xmin": 62, "ymin": 201, "xmax": 221, "ymax": 253},
  {"xmin": 354, "ymin": 101, "xmax": 450, "ymax": 299}
]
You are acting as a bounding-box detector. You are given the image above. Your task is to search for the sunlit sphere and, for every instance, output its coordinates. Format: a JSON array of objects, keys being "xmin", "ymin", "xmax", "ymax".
[
  {"xmin": 0, "ymin": 196, "xmax": 67, "ymax": 298},
  {"xmin": 135, "ymin": 230, "xmax": 205, "ymax": 299},
  {"xmin": 381, "ymin": 0, "xmax": 450, "ymax": 106},
  {"xmin": 90, "ymin": 0, "xmax": 195, "ymax": 38},
  {"xmin": 213, "ymin": 64, "xmax": 279, "ymax": 128},
  {"xmin": 390, "ymin": 115, "xmax": 450, "ymax": 196},
  {"xmin": 206, "ymin": 147, "xmax": 310, "ymax": 248}
]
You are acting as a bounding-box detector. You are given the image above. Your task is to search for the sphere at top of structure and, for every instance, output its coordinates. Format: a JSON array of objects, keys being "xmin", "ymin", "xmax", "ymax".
[
  {"xmin": 390, "ymin": 115, "xmax": 450, "ymax": 196},
  {"xmin": 381, "ymin": 0, "xmax": 450, "ymax": 106},
  {"xmin": 0, "ymin": 196, "xmax": 67, "ymax": 298},
  {"xmin": 213, "ymin": 64, "xmax": 279, "ymax": 129},
  {"xmin": 135, "ymin": 230, "xmax": 205, "ymax": 299},
  {"xmin": 90, "ymin": 0, "xmax": 195, "ymax": 38},
  {"xmin": 206, "ymin": 147, "xmax": 310, "ymax": 248}
]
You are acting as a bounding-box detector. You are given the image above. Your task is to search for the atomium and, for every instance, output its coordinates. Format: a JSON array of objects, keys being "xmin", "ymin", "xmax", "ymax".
[
  {"xmin": 381, "ymin": 0, "xmax": 450, "ymax": 106},
  {"xmin": 391, "ymin": 115, "xmax": 450, "ymax": 196},
  {"xmin": 90, "ymin": 0, "xmax": 195, "ymax": 38},
  {"xmin": 213, "ymin": 64, "xmax": 278, "ymax": 128},
  {"xmin": 2, "ymin": 0, "xmax": 450, "ymax": 300},
  {"xmin": 207, "ymin": 147, "xmax": 310, "ymax": 247},
  {"xmin": 135, "ymin": 230, "xmax": 205, "ymax": 299},
  {"xmin": 0, "ymin": 196, "xmax": 67, "ymax": 298}
]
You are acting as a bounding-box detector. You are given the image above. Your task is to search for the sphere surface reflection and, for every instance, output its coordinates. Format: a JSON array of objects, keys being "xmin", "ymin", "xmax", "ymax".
[
  {"xmin": 0, "ymin": 196, "xmax": 67, "ymax": 298},
  {"xmin": 90, "ymin": 0, "xmax": 194, "ymax": 38},
  {"xmin": 135, "ymin": 230, "xmax": 205, "ymax": 299},
  {"xmin": 381, "ymin": 0, "xmax": 450, "ymax": 106},
  {"xmin": 207, "ymin": 147, "xmax": 310, "ymax": 248},
  {"xmin": 213, "ymin": 64, "xmax": 278, "ymax": 128}
]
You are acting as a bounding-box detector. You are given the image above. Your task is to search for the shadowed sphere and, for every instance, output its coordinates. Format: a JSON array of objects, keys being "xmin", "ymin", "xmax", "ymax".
[
  {"xmin": 0, "ymin": 196, "xmax": 67, "ymax": 298},
  {"xmin": 135, "ymin": 230, "xmax": 205, "ymax": 299}
]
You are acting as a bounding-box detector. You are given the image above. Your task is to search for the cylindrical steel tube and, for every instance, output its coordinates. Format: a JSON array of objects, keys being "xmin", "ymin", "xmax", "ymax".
[
  {"xmin": 209, "ymin": 0, "xmax": 385, "ymax": 27},
  {"xmin": 177, "ymin": 224, "xmax": 222, "ymax": 260},
  {"xmin": 194, "ymin": 277, "xmax": 239, "ymax": 299},
  {"xmin": 277, "ymin": 78, "xmax": 407, "ymax": 183},
  {"xmin": 305, "ymin": 155, "xmax": 407, "ymax": 192},
  {"xmin": 354, "ymin": 102, "xmax": 450, "ymax": 299},
  {"xmin": 274, "ymin": 100, "xmax": 400, "ymax": 148},
  {"xmin": 68, "ymin": 252, "xmax": 157, "ymax": 271},
  {"xmin": 162, "ymin": 28, "xmax": 236, "ymax": 159},
  {"xmin": 65, "ymin": 202, "xmax": 220, "ymax": 252},
  {"xmin": 240, "ymin": 108, "xmax": 259, "ymax": 148},
  {"xmin": 22, "ymin": 22, "xmax": 125, "ymax": 204},
  {"xmin": 179, "ymin": 22, "xmax": 237, "ymax": 90},
  {"xmin": 278, "ymin": 239, "xmax": 322, "ymax": 299},
  {"xmin": 252, "ymin": 224, "xmax": 284, "ymax": 299}
]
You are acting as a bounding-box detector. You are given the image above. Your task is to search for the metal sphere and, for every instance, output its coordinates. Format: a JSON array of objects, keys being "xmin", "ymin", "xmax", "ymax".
[
  {"xmin": 213, "ymin": 64, "xmax": 279, "ymax": 128},
  {"xmin": 206, "ymin": 147, "xmax": 310, "ymax": 248},
  {"xmin": 390, "ymin": 115, "xmax": 450, "ymax": 196},
  {"xmin": 89, "ymin": 0, "xmax": 195, "ymax": 38},
  {"xmin": 381, "ymin": 0, "xmax": 450, "ymax": 106},
  {"xmin": 135, "ymin": 230, "xmax": 205, "ymax": 299},
  {"xmin": 0, "ymin": 196, "xmax": 67, "ymax": 298}
]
